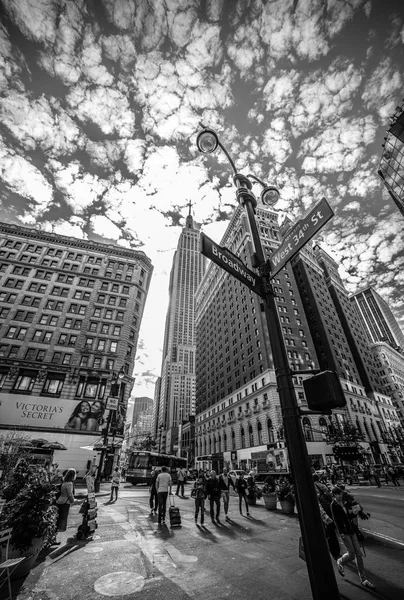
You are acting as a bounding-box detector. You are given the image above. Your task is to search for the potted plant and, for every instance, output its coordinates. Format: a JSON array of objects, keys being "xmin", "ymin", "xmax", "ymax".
[
  {"xmin": 275, "ymin": 476, "xmax": 295, "ymax": 514},
  {"xmin": 0, "ymin": 458, "xmax": 58, "ymax": 577},
  {"xmin": 262, "ymin": 475, "xmax": 277, "ymax": 510}
]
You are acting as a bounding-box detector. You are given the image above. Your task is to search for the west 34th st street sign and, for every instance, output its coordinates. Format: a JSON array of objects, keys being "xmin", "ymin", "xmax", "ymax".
[
  {"xmin": 200, "ymin": 197, "xmax": 334, "ymax": 293},
  {"xmin": 268, "ymin": 197, "xmax": 334, "ymax": 279}
]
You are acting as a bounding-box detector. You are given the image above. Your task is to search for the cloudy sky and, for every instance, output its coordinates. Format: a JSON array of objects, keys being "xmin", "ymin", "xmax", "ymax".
[{"xmin": 1, "ymin": 0, "xmax": 404, "ymax": 402}]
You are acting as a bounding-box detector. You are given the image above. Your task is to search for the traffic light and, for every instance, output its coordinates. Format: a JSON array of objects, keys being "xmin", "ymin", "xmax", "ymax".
[{"xmin": 303, "ymin": 370, "xmax": 346, "ymax": 412}]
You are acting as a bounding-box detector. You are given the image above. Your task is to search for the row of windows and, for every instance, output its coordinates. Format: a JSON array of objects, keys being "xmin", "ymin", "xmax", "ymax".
[
  {"xmin": 0, "ymin": 369, "xmax": 109, "ymax": 399},
  {"xmin": 1, "ymin": 241, "xmax": 142, "ymax": 274}
]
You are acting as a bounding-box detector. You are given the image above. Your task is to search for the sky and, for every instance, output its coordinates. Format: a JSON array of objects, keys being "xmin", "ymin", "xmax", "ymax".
[{"xmin": 1, "ymin": 0, "xmax": 404, "ymax": 406}]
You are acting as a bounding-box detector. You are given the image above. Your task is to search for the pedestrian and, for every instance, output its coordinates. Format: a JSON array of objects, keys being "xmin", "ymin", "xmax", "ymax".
[
  {"xmin": 383, "ymin": 465, "xmax": 390, "ymax": 486},
  {"xmin": 219, "ymin": 467, "xmax": 235, "ymax": 522},
  {"xmin": 110, "ymin": 467, "xmax": 120, "ymax": 502},
  {"xmin": 235, "ymin": 471, "xmax": 250, "ymax": 516},
  {"xmin": 388, "ymin": 466, "xmax": 400, "ymax": 487},
  {"xmin": 369, "ymin": 466, "xmax": 381, "ymax": 488},
  {"xmin": 149, "ymin": 467, "xmax": 159, "ymax": 515},
  {"xmin": 331, "ymin": 486, "xmax": 375, "ymax": 589},
  {"xmin": 192, "ymin": 475, "xmax": 207, "ymax": 525},
  {"xmin": 156, "ymin": 465, "xmax": 172, "ymax": 525},
  {"xmin": 56, "ymin": 468, "xmax": 77, "ymax": 538},
  {"xmin": 206, "ymin": 470, "xmax": 222, "ymax": 522},
  {"xmin": 312, "ymin": 474, "xmax": 333, "ymax": 517},
  {"xmin": 176, "ymin": 465, "xmax": 187, "ymax": 497}
]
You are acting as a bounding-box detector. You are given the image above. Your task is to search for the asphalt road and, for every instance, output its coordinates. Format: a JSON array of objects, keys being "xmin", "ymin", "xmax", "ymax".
[{"xmin": 347, "ymin": 484, "xmax": 404, "ymax": 546}]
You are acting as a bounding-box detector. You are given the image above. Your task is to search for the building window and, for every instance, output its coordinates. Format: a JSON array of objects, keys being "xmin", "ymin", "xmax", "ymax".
[
  {"xmin": 52, "ymin": 352, "xmax": 62, "ymax": 364},
  {"xmin": 42, "ymin": 373, "xmax": 65, "ymax": 395},
  {"xmin": 249, "ymin": 424, "xmax": 254, "ymax": 446},
  {"xmin": 110, "ymin": 341, "xmax": 118, "ymax": 353},
  {"xmin": 303, "ymin": 417, "xmax": 314, "ymax": 442},
  {"xmin": 97, "ymin": 339, "xmax": 106, "ymax": 351},
  {"xmin": 267, "ymin": 419, "xmax": 275, "ymax": 443},
  {"xmin": 37, "ymin": 350, "xmax": 46, "ymax": 361},
  {"xmin": 13, "ymin": 370, "xmax": 37, "ymax": 392}
]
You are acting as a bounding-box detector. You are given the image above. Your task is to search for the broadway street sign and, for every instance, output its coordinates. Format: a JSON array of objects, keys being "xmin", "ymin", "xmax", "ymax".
[
  {"xmin": 268, "ymin": 197, "xmax": 334, "ymax": 278},
  {"xmin": 200, "ymin": 233, "xmax": 264, "ymax": 297}
]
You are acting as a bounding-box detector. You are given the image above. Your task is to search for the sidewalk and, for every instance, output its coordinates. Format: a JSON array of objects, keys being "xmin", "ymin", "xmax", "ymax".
[{"xmin": 10, "ymin": 484, "xmax": 404, "ymax": 600}]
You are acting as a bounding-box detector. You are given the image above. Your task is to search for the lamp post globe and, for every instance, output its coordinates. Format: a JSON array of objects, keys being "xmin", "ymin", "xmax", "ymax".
[
  {"xmin": 261, "ymin": 185, "xmax": 280, "ymax": 206},
  {"xmin": 196, "ymin": 129, "xmax": 219, "ymax": 154}
]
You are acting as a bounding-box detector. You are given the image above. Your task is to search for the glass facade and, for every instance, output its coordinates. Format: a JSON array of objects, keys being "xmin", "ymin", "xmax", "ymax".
[{"xmin": 379, "ymin": 109, "xmax": 404, "ymax": 217}]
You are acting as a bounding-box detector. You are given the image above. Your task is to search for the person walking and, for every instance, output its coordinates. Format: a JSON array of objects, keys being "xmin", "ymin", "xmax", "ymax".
[
  {"xmin": 192, "ymin": 475, "xmax": 207, "ymax": 525},
  {"xmin": 383, "ymin": 465, "xmax": 390, "ymax": 486},
  {"xmin": 156, "ymin": 466, "xmax": 172, "ymax": 525},
  {"xmin": 56, "ymin": 468, "xmax": 77, "ymax": 538},
  {"xmin": 331, "ymin": 486, "xmax": 375, "ymax": 589},
  {"xmin": 176, "ymin": 466, "xmax": 187, "ymax": 497},
  {"xmin": 149, "ymin": 467, "xmax": 159, "ymax": 515},
  {"xmin": 110, "ymin": 467, "xmax": 121, "ymax": 502},
  {"xmin": 219, "ymin": 467, "xmax": 235, "ymax": 522},
  {"xmin": 235, "ymin": 472, "xmax": 249, "ymax": 516},
  {"xmin": 206, "ymin": 470, "xmax": 222, "ymax": 523},
  {"xmin": 388, "ymin": 466, "xmax": 401, "ymax": 486}
]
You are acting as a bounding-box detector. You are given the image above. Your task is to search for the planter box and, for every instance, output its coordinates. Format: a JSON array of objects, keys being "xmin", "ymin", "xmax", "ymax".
[
  {"xmin": 279, "ymin": 499, "xmax": 295, "ymax": 514},
  {"xmin": 262, "ymin": 492, "xmax": 277, "ymax": 510}
]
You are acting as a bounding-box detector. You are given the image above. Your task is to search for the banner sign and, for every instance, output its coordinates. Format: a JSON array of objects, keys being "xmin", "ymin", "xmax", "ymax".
[
  {"xmin": 0, "ymin": 394, "xmax": 106, "ymax": 433},
  {"xmin": 200, "ymin": 233, "xmax": 265, "ymax": 297}
]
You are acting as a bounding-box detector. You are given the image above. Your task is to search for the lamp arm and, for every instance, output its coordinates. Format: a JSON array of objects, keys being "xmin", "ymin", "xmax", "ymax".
[
  {"xmin": 217, "ymin": 140, "xmax": 238, "ymax": 176},
  {"xmin": 247, "ymin": 173, "xmax": 267, "ymax": 187}
]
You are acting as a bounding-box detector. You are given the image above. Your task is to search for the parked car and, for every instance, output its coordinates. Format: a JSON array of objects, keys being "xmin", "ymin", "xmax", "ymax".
[{"xmin": 229, "ymin": 470, "xmax": 247, "ymax": 485}]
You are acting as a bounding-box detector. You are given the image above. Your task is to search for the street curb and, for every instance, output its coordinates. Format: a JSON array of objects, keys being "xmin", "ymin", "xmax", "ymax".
[{"xmin": 362, "ymin": 528, "xmax": 404, "ymax": 550}]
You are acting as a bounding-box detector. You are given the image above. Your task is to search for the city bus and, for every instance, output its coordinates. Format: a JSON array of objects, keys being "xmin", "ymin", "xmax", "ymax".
[{"xmin": 125, "ymin": 450, "xmax": 187, "ymax": 485}]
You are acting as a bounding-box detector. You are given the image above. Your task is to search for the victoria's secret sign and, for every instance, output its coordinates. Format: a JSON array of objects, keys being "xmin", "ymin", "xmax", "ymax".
[{"xmin": 0, "ymin": 394, "xmax": 106, "ymax": 433}]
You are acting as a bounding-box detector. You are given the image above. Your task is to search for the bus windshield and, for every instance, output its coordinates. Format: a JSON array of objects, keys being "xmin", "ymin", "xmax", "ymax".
[{"xmin": 126, "ymin": 451, "xmax": 187, "ymax": 486}]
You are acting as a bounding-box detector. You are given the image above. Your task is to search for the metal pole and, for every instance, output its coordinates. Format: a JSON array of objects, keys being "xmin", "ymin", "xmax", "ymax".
[{"xmin": 235, "ymin": 176, "xmax": 341, "ymax": 600}]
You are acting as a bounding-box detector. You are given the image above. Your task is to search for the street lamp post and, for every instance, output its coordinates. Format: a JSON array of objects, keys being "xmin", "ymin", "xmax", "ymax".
[
  {"xmin": 94, "ymin": 366, "xmax": 125, "ymax": 492},
  {"xmin": 197, "ymin": 128, "xmax": 340, "ymax": 600}
]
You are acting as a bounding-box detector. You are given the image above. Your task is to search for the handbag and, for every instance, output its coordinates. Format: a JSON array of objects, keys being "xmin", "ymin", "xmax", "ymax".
[{"xmin": 191, "ymin": 487, "xmax": 197, "ymax": 498}]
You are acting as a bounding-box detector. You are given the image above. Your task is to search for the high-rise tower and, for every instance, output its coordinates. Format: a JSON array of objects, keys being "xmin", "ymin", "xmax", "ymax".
[
  {"xmin": 158, "ymin": 205, "xmax": 205, "ymax": 454},
  {"xmin": 351, "ymin": 286, "xmax": 404, "ymax": 350}
]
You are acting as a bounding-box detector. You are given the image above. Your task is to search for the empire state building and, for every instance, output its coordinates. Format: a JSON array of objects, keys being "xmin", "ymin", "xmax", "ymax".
[{"xmin": 157, "ymin": 205, "xmax": 205, "ymax": 453}]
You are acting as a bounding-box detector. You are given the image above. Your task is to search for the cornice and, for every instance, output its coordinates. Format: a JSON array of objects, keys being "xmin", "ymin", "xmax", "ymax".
[{"xmin": 0, "ymin": 221, "xmax": 153, "ymax": 268}]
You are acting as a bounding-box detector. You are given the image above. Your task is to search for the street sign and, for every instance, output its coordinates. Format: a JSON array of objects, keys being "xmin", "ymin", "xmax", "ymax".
[
  {"xmin": 106, "ymin": 396, "xmax": 119, "ymax": 410},
  {"xmin": 268, "ymin": 198, "xmax": 334, "ymax": 278},
  {"xmin": 200, "ymin": 233, "xmax": 264, "ymax": 297}
]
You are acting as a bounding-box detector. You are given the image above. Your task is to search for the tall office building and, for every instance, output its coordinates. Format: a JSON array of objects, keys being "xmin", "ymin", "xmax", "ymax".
[
  {"xmin": 0, "ymin": 222, "xmax": 153, "ymax": 473},
  {"xmin": 158, "ymin": 208, "xmax": 205, "ymax": 454},
  {"xmin": 130, "ymin": 396, "xmax": 153, "ymax": 448},
  {"xmin": 195, "ymin": 202, "xmax": 403, "ymax": 469},
  {"xmin": 378, "ymin": 102, "xmax": 404, "ymax": 218},
  {"xmin": 351, "ymin": 287, "xmax": 404, "ymax": 350}
]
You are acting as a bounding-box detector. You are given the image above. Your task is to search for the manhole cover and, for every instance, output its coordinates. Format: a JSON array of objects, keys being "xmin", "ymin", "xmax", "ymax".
[
  {"xmin": 83, "ymin": 546, "xmax": 104, "ymax": 553},
  {"xmin": 94, "ymin": 572, "xmax": 145, "ymax": 596}
]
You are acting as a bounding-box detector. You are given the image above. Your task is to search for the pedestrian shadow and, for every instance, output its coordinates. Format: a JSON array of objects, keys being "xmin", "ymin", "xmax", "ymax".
[{"xmin": 197, "ymin": 525, "xmax": 219, "ymax": 542}]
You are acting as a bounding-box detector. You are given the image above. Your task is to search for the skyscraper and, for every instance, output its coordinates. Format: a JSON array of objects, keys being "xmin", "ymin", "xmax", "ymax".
[
  {"xmin": 351, "ymin": 286, "xmax": 404, "ymax": 350},
  {"xmin": 0, "ymin": 222, "xmax": 153, "ymax": 474},
  {"xmin": 378, "ymin": 102, "xmax": 404, "ymax": 218},
  {"xmin": 158, "ymin": 207, "xmax": 205, "ymax": 454}
]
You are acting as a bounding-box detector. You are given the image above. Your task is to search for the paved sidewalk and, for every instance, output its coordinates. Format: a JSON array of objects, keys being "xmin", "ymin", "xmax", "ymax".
[{"xmin": 9, "ymin": 484, "xmax": 404, "ymax": 600}]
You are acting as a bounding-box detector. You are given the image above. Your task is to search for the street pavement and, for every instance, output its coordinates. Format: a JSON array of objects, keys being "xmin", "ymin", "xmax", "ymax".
[{"xmin": 10, "ymin": 482, "xmax": 404, "ymax": 600}]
